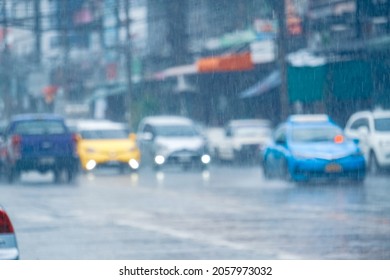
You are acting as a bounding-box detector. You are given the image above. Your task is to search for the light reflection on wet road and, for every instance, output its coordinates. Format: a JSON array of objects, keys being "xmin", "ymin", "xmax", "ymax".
[{"xmin": 1, "ymin": 165, "xmax": 390, "ymax": 259}]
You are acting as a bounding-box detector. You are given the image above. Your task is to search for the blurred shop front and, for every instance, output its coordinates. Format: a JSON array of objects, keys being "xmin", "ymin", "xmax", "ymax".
[
  {"xmin": 142, "ymin": 50, "xmax": 279, "ymax": 126},
  {"xmin": 303, "ymin": 0, "xmax": 390, "ymax": 125}
]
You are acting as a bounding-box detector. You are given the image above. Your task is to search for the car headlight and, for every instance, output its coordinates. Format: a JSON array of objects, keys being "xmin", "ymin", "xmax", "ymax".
[
  {"xmin": 201, "ymin": 154, "xmax": 211, "ymax": 164},
  {"xmin": 86, "ymin": 160, "xmax": 97, "ymax": 170},
  {"xmin": 128, "ymin": 159, "xmax": 139, "ymax": 169},
  {"xmin": 154, "ymin": 155, "xmax": 165, "ymax": 165}
]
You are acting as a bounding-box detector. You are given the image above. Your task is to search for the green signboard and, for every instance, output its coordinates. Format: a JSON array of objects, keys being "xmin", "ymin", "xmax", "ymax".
[
  {"xmin": 288, "ymin": 65, "xmax": 327, "ymax": 102},
  {"xmin": 332, "ymin": 61, "xmax": 372, "ymax": 99}
]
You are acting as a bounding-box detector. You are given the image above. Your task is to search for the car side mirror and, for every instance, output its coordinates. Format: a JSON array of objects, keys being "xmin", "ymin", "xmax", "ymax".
[
  {"xmin": 352, "ymin": 138, "xmax": 360, "ymax": 145},
  {"xmin": 129, "ymin": 133, "xmax": 137, "ymax": 142}
]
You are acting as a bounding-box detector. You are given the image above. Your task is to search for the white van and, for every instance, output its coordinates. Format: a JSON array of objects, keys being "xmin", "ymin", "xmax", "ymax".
[{"xmin": 345, "ymin": 109, "xmax": 390, "ymax": 173}]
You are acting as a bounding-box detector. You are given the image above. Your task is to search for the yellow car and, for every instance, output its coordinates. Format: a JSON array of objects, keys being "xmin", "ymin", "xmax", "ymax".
[{"xmin": 75, "ymin": 120, "xmax": 141, "ymax": 172}]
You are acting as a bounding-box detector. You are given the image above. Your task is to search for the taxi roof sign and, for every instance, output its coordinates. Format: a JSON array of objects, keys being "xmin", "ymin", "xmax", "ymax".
[{"xmin": 288, "ymin": 114, "xmax": 330, "ymax": 123}]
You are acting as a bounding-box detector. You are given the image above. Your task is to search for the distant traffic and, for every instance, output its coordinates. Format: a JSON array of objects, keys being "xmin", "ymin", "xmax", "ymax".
[{"xmin": 1, "ymin": 110, "xmax": 390, "ymax": 184}]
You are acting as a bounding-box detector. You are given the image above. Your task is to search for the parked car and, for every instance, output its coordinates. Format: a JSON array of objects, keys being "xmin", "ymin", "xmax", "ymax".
[
  {"xmin": 1, "ymin": 114, "xmax": 79, "ymax": 183},
  {"xmin": 208, "ymin": 119, "xmax": 272, "ymax": 163},
  {"xmin": 345, "ymin": 109, "xmax": 390, "ymax": 174},
  {"xmin": 263, "ymin": 114, "xmax": 366, "ymax": 183},
  {"xmin": 0, "ymin": 120, "xmax": 8, "ymax": 178},
  {"xmin": 137, "ymin": 116, "xmax": 211, "ymax": 170},
  {"xmin": 0, "ymin": 206, "xmax": 19, "ymax": 260},
  {"xmin": 75, "ymin": 119, "xmax": 141, "ymax": 173}
]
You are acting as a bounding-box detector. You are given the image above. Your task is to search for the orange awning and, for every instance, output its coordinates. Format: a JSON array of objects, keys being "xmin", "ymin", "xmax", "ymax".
[{"xmin": 197, "ymin": 52, "xmax": 254, "ymax": 73}]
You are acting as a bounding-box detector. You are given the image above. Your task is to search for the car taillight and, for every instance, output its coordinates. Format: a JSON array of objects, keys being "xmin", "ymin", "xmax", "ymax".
[
  {"xmin": 71, "ymin": 133, "xmax": 79, "ymax": 155},
  {"xmin": 11, "ymin": 135, "xmax": 22, "ymax": 158},
  {"xmin": 334, "ymin": 135, "xmax": 344, "ymax": 144},
  {"xmin": 12, "ymin": 135, "xmax": 21, "ymax": 146},
  {"xmin": 0, "ymin": 209, "xmax": 15, "ymax": 234}
]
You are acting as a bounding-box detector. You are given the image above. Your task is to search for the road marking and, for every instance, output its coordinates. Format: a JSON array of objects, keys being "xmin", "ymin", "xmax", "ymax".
[{"xmin": 115, "ymin": 218, "xmax": 306, "ymax": 259}]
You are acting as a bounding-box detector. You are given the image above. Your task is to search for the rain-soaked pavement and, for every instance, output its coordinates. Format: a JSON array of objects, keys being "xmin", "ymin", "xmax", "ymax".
[{"xmin": 1, "ymin": 164, "xmax": 390, "ymax": 259}]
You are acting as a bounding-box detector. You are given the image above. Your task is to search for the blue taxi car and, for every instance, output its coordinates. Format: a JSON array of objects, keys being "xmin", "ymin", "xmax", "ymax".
[{"xmin": 262, "ymin": 114, "xmax": 365, "ymax": 183}]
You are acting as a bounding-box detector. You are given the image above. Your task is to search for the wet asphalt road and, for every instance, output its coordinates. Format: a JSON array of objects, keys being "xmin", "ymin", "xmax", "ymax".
[{"xmin": 1, "ymin": 164, "xmax": 390, "ymax": 260}]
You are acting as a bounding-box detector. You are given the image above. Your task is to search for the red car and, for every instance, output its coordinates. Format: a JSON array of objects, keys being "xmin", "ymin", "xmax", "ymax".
[{"xmin": 0, "ymin": 206, "xmax": 19, "ymax": 260}]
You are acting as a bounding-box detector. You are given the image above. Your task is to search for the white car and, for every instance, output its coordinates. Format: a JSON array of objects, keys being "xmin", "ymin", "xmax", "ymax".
[
  {"xmin": 345, "ymin": 109, "xmax": 390, "ymax": 173},
  {"xmin": 137, "ymin": 116, "xmax": 211, "ymax": 170},
  {"xmin": 208, "ymin": 119, "xmax": 272, "ymax": 163}
]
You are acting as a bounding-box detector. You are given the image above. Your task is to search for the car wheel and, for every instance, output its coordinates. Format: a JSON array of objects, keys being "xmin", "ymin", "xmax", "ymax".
[
  {"xmin": 368, "ymin": 151, "xmax": 380, "ymax": 175},
  {"xmin": 66, "ymin": 167, "xmax": 78, "ymax": 184},
  {"xmin": 54, "ymin": 168, "xmax": 65, "ymax": 184},
  {"xmin": 53, "ymin": 167, "xmax": 76, "ymax": 184}
]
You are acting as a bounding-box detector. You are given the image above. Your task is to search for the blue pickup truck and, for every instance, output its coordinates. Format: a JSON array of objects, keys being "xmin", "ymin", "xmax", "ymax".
[{"xmin": 1, "ymin": 114, "xmax": 79, "ymax": 184}]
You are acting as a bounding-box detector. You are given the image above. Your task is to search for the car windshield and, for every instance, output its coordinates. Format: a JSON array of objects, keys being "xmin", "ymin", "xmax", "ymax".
[
  {"xmin": 291, "ymin": 126, "xmax": 343, "ymax": 142},
  {"xmin": 154, "ymin": 125, "xmax": 199, "ymax": 137},
  {"xmin": 233, "ymin": 126, "xmax": 272, "ymax": 137},
  {"xmin": 374, "ymin": 118, "xmax": 390, "ymax": 132},
  {"xmin": 13, "ymin": 120, "xmax": 66, "ymax": 135},
  {"xmin": 80, "ymin": 129, "xmax": 128, "ymax": 139}
]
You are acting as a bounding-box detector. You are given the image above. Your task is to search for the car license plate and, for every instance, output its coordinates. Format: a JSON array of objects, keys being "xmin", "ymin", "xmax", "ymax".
[
  {"xmin": 325, "ymin": 163, "xmax": 342, "ymax": 173},
  {"xmin": 39, "ymin": 157, "xmax": 55, "ymax": 165}
]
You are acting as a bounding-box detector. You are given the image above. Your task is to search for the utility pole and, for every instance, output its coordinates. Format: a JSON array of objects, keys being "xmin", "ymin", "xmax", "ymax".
[
  {"xmin": 1, "ymin": 0, "xmax": 12, "ymax": 118},
  {"xmin": 114, "ymin": 0, "xmax": 121, "ymax": 47},
  {"xmin": 275, "ymin": 0, "xmax": 289, "ymax": 121},
  {"xmin": 61, "ymin": 1, "xmax": 70, "ymax": 62},
  {"xmin": 124, "ymin": 0, "xmax": 133, "ymax": 125},
  {"xmin": 34, "ymin": 0, "xmax": 41, "ymax": 64},
  {"xmin": 166, "ymin": 0, "xmax": 188, "ymax": 116},
  {"xmin": 59, "ymin": 0, "xmax": 70, "ymax": 103}
]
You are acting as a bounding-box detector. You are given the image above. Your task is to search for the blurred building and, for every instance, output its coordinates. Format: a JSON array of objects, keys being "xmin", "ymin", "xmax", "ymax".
[
  {"xmin": 303, "ymin": 0, "xmax": 390, "ymax": 124},
  {"xmin": 11, "ymin": 1, "xmax": 388, "ymax": 126},
  {"xmin": 140, "ymin": 0, "xmax": 390, "ymax": 126},
  {"xmin": 141, "ymin": 0, "xmax": 307, "ymax": 125},
  {"xmin": 1, "ymin": 0, "xmax": 147, "ymax": 121},
  {"xmin": 145, "ymin": 0, "xmax": 276, "ymax": 74}
]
